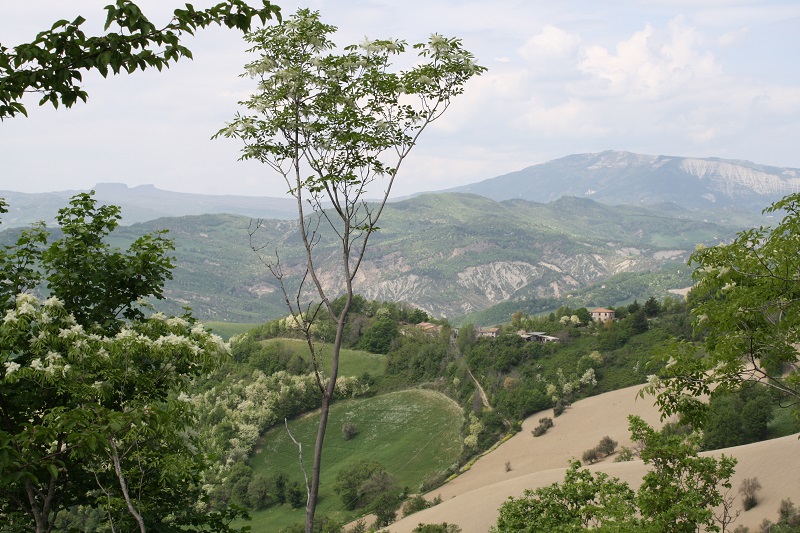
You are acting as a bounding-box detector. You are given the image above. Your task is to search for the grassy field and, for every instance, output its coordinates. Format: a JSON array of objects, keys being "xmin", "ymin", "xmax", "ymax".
[
  {"xmin": 261, "ymin": 338, "xmax": 387, "ymax": 378},
  {"xmin": 244, "ymin": 389, "xmax": 463, "ymax": 532}
]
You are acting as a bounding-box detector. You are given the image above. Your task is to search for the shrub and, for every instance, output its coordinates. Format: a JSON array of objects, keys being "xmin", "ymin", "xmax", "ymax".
[
  {"xmin": 403, "ymin": 495, "xmax": 431, "ymax": 517},
  {"xmin": 553, "ymin": 398, "xmax": 570, "ymax": 417},
  {"xmin": 287, "ymin": 481, "xmax": 305, "ymax": 509},
  {"xmin": 614, "ymin": 447, "xmax": 635, "ymax": 462},
  {"xmin": 342, "ymin": 421, "xmax": 358, "ymax": 440},
  {"xmin": 412, "ymin": 524, "xmax": 462, "ymax": 533},
  {"xmin": 739, "ymin": 477, "xmax": 762, "ymax": 511},
  {"xmin": 582, "ymin": 448, "xmax": 599, "ymax": 464},
  {"xmin": 348, "ymin": 519, "xmax": 367, "ymax": 533},
  {"xmin": 596, "ymin": 436, "xmax": 618, "ymax": 457},
  {"xmin": 532, "ymin": 417, "xmax": 554, "ymax": 437}
]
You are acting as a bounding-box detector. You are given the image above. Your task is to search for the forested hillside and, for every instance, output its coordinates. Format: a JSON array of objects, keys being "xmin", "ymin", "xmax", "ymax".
[{"xmin": 0, "ymin": 193, "xmax": 746, "ymax": 323}]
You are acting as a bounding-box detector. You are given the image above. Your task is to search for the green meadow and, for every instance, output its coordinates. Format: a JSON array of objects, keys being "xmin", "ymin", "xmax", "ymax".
[
  {"xmin": 261, "ymin": 338, "xmax": 387, "ymax": 378},
  {"xmin": 244, "ymin": 388, "xmax": 463, "ymax": 531}
]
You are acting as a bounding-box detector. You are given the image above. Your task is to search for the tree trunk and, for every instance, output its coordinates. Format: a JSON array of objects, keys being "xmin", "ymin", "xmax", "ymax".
[{"xmin": 305, "ymin": 312, "xmax": 348, "ymax": 533}]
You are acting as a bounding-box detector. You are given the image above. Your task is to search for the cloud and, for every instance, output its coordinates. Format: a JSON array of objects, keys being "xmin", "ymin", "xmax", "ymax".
[
  {"xmin": 577, "ymin": 17, "xmax": 720, "ymax": 101},
  {"xmin": 518, "ymin": 25, "xmax": 582, "ymax": 61},
  {"xmin": 718, "ymin": 26, "xmax": 750, "ymax": 45}
]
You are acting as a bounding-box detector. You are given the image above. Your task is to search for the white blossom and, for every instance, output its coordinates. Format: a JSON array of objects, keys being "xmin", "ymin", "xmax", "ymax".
[
  {"xmin": 16, "ymin": 293, "xmax": 38, "ymax": 306},
  {"xmin": 166, "ymin": 317, "xmax": 188, "ymax": 328},
  {"xmin": 17, "ymin": 301, "xmax": 36, "ymax": 316},
  {"xmin": 4, "ymin": 361, "xmax": 21, "ymax": 375},
  {"xmin": 3, "ymin": 310, "xmax": 18, "ymax": 324},
  {"xmin": 43, "ymin": 296, "xmax": 64, "ymax": 309}
]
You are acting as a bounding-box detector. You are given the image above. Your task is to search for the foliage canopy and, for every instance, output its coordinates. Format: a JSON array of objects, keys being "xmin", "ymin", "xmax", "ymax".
[
  {"xmin": 644, "ymin": 192, "xmax": 800, "ymax": 424},
  {"xmin": 0, "ymin": 0, "xmax": 280, "ymax": 119}
]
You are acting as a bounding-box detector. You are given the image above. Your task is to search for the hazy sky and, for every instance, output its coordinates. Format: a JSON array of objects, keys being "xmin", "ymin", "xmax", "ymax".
[{"xmin": 1, "ymin": 0, "xmax": 799, "ymax": 198}]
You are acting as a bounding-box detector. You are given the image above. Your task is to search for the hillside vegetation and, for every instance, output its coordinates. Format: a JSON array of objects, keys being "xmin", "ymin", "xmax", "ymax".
[{"xmin": 0, "ymin": 193, "xmax": 746, "ymax": 323}]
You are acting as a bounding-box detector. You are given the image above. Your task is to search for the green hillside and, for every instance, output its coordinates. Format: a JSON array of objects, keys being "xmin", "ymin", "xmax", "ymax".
[
  {"xmin": 244, "ymin": 389, "xmax": 463, "ymax": 531},
  {"xmin": 0, "ymin": 192, "xmax": 746, "ymax": 322}
]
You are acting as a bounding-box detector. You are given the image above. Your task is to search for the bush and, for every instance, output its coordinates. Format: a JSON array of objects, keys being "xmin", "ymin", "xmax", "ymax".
[
  {"xmin": 412, "ymin": 524, "xmax": 462, "ymax": 533},
  {"xmin": 403, "ymin": 495, "xmax": 431, "ymax": 517},
  {"xmin": 342, "ymin": 421, "xmax": 358, "ymax": 440},
  {"xmin": 347, "ymin": 520, "xmax": 367, "ymax": 533},
  {"xmin": 532, "ymin": 417, "xmax": 554, "ymax": 437},
  {"xmin": 582, "ymin": 436, "xmax": 618, "ymax": 464},
  {"xmin": 596, "ymin": 436, "xmax": 618, "ymax": 457},
  {"xmin": 582, "ymin": 448, "xmax": 600, "ymax": 464},
  {"xmin": 287, "ymin": 481, "xmax": 305, "ymax": 509},
  {"xmin": 739, "ymin": 477, "xmax": 762, "ymax": 511},
  {"xmin": 614, "ymin": 447, "xmax": 635, "ymax": 462},
  {"xmin": 553, "ymin": 398, "xmax": 569, "ymax": 417}
]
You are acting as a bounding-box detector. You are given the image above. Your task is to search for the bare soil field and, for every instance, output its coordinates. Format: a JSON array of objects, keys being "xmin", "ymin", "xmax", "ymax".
[{"xmin": 384, "ymin": 385, "xmax": 800, "ymax": 532}]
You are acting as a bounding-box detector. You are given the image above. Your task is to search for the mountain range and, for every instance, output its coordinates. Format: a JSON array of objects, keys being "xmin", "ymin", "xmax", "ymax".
[
  {"xmin": 3, "ymin": 151, "xmax": 798, "ymax": 229},
  {"xmin": 2, "ymin": 150, "xmax": 793, "ymax": 323},
  {"xmin": 443, "ymin": 150, "xmax": 800, "ymax": 211}
]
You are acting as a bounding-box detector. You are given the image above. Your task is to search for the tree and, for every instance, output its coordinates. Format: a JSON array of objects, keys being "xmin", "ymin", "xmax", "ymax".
[
  {"xmin": 644, "ymin": 193, "xmax": 800, "ymax": 425},
  {"xmin": 356, "ymin": 316, "xmax": 398, "ymax": 354},
  {"xmin": 0, "ymin": 1, "xmax": 280, "ymax": 119},
  {"xmin": 643, "ymin": 296, "xmax": 661, "ymax": 317},
  {"xmin": 630, "ymin": 416, "xmax": 736, "ymax": 533},
  {"xmin": 0, "ymin": 196, "xmax": 240, "ymax": 532},
  {"xmin": 492, "ymin": 460, "xmax": 637, "ymax": 532},
  {"xmin": 333, "ymin": 460, "xmax": 399, "ymax": 514},
  {"xmin": 493, "ymin": 416, "xmax": 736, "ymax": 533},
  {"xmin": 215, "ymin": 9, "xmax": 484, "ymax": 532}
]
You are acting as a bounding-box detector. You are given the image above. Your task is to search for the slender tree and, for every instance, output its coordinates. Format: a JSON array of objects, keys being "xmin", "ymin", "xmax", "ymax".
[{"xmin": 216, "ymin": 9, "xmax": 485, "ymax": 531}]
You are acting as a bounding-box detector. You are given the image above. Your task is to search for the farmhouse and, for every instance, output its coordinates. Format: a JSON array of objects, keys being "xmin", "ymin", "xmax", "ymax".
[
  {"xmin": 477, "ymin": 327, "xmax": 500, "ymax": 338},
  {"xmin": 590, "ymin": 307, "xmax": 615, "ymax": 322},
  {"xmin": 415, "ymin": 322, "xmax": 442, "ymax": 334}
]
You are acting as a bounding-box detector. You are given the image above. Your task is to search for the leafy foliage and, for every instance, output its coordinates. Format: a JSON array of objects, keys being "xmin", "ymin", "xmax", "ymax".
[
  {"xmin": 644, "ymin": 192, "xmax": 800, "ymax": 426},
  {"xmin": 0, "ymin": 196, "xmax": 242, "ymax": 532},
  {"xmin": 0, "ymin": 0, "xmax": 280, "ymax": 118},
  {"xmin": 493, "ymin": 460, "xmax": 637, "ymax": 531},
  {"xmin": 493, "ymin": 416, "xmax": 736, "ymax": 533}
]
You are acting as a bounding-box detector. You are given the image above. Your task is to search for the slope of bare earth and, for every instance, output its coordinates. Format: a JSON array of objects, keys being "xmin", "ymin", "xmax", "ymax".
[{"xmin": 383, "ymin": 385, "xmax": 800, "ymax": 532}]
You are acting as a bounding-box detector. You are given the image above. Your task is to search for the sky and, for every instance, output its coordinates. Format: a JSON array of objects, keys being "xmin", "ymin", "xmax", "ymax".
[{"xmin": 1, "ymin": 0, "xmax": 799, "ymax": 199}]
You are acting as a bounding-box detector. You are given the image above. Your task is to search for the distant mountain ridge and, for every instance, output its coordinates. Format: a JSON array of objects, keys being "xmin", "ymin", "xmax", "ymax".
[
  {"xmin": 0, "ymin": 182, "xmax": 298, "ymax": 228},
  {"xmin": 17, "ymin": 193, "xmax": 737, "ymax": 322},
  {"xmin": 3, "ymin": 151, "xmax": 797, "ymax": 229},
  {"xmin": 443, "ymin": 151, "xmax": 800, "ymax": 211}
]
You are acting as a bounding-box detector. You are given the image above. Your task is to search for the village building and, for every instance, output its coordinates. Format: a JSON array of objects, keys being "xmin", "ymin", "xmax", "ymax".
[
  {"xmin": 590, "ymin": 307, "xmax": 615, "ymax": 322},
  {"xmin": 477, "ymin": 327, "xmax": 500, "ymax": 338}
]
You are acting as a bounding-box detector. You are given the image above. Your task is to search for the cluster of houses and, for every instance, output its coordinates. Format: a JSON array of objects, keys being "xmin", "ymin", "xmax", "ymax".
[
  {"xmin": 413, "ymin": 308, "xmax": 617, "ymax": 343},
  {"xmin": 475, "ymin": 307, "xmax": 617, "ymax": 344}
]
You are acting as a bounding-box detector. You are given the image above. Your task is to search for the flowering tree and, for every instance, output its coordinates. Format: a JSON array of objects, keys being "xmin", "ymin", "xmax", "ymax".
[
  {"xmin": 216, "ymin": 9, "xmax": 484, "ymax": 531},
  {"xmin": 0, "ymin": 196, "xmax": 240, "ymax": 532}
]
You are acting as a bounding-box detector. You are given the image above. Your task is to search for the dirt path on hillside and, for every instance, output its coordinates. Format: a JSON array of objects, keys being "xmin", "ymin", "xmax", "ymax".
[{"xmin": 451, "ymin": 338, "xmax": 491, "ymax": 410}]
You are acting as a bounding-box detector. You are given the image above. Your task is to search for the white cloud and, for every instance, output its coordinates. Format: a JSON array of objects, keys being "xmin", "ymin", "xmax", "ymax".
[
  {"xmin": 577, "ymin": 17, "xmax": 720, "ymax": 101},
  {"xmin": 518, "ymin": 25, "xmax": 582, "ymax": 61},
  {"xmin": 718, "ymin": 26, "xmax": 750, "ymax": 45}
]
